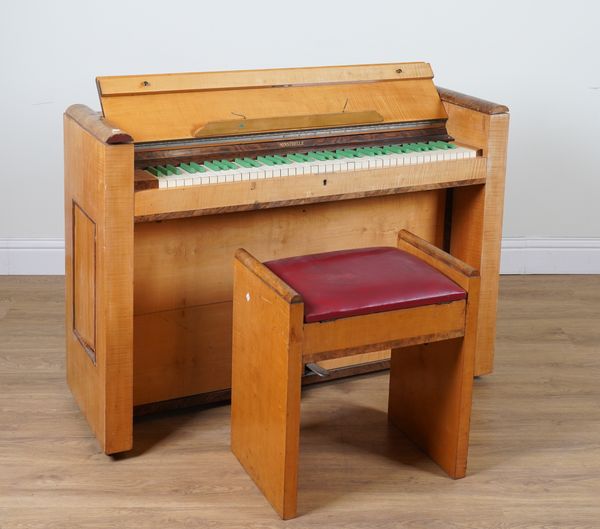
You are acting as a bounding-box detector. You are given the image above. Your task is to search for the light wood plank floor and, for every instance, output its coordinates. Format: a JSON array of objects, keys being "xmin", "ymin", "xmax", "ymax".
[{"xmin": 1, "ymin": 276, "xmax": 599, "ymax": 528}]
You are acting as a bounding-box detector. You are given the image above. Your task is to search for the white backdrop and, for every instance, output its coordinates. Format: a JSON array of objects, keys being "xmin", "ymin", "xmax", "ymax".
[{"xmin": 1, "ymin": 0, "xmax": 599, "ymax": 273}]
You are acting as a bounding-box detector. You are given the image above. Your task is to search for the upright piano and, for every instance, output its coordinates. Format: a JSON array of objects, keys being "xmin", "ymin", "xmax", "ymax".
[{"xmin": 64, "ymin": 62, "xmax": 509, "ymax": 454}]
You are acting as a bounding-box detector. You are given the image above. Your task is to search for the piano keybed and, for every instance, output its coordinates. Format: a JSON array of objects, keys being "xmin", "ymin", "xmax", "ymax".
[{"xmin": 142, "ymin": 141, "xmax": 478, "ymax": 189}]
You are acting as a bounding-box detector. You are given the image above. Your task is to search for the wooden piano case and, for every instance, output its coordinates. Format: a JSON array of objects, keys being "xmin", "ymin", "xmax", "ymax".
[{"xmin": 64, "ymin": 63, "xmax": 508, "ymax": 453}]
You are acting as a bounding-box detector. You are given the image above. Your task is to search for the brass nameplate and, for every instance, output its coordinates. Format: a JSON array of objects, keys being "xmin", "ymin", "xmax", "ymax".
[{"xmin": 193, "ymin": 110, "xmax": 384, "ymax": 138}]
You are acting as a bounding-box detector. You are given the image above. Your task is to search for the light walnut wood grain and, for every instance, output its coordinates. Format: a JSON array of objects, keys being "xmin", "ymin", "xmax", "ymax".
[
  {"xmin": 134, "ymin": 191, "xmax": 445, "ymax": 314},
  {"xmin": 234, "ymin": 249, "xmax": 302, "ymax": 304},
  {"xmin": 98, "ymin": 62, "xmax": 434, "ymax": 96},
  {"xmin": 133, "ymin": 302, "xmax": 233, "ymax": 406},
  {"xmin": 64, "ymin": 111, "xmax": 134, "ymax": 454},
  {"xmin": 397, "ymin": 229, "xmax": 477, "ymax": 290},
  {"xmin": 388, "ymin": 273, "xmax": 480, "ymax": 478},
  {"xmin": 444, "ymin": 102, "xmax": 509, "ymax": 375},
  {"xmin": 231, "ymin": 255, "xmax": 304, "ymax": 519},
  {"xmin": 303, "ymin": 302, "xmax": 466, "ymax": 362},
  {"xmin": 317, "ymin": 350, "xmax": 390, "ymax": 371},
  {"xmin": 98, "ymin": 63, "xmax": 440, "ymax": 143},
  {"xmin": 100, "ymin": 74, "xmax": 445, "ymax": 143},
  {"xmin": 132, "ymin": 192, "xmax": 444, "ymax": 405}
]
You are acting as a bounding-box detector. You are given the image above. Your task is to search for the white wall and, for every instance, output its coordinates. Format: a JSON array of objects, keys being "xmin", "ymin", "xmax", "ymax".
[{"xmin": 1, "ymin": 0, "xmax": 599, "ymax": 272}]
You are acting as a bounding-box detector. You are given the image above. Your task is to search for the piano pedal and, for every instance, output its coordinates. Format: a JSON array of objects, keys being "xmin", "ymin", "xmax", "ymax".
[{"xmin": 305, "ymin": 362, "xmax": 330, "ymax": 378}]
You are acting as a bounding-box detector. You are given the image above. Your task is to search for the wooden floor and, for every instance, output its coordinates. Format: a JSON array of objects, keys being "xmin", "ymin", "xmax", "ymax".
[{"xmin": 1, "ymin": 276, "xmax": 599, "ymax": 528}]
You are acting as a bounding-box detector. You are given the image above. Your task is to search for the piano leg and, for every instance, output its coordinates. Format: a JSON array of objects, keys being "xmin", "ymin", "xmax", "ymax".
[
  {"xmin": 445, "ymin": 105, "xmax": 509, "ymax": 376},
  {"xmin": 64, "ymin": 111, "xmax": 135, "ymax": 454}
]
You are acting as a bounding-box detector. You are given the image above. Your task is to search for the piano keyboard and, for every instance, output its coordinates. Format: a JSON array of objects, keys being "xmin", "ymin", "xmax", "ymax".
[{"xmin": 144, "ymin": 141, "xmax": 477, "ymax": 189}]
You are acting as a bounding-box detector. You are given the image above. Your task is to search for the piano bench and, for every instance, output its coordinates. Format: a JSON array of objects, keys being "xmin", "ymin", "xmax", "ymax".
[{"xmin": 230, "ymin": 230, "xmax": 480, "ymax": 520}]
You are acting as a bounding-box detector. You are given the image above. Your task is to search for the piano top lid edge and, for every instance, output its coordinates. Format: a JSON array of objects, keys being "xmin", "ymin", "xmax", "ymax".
[
  {"xmin": 96, "ymin": 62, "xmax": 434, "ymax": 97},
  {"xmin": 437, "ymin": 87, "xmax": 510, "ymax": 115},
  {"xmin": 65, "ymin": 104, "xmax": 133, "ymax": 145}
]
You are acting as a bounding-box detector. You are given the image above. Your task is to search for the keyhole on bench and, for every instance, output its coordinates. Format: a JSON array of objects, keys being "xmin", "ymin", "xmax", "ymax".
[{"xmin": 322, "ymin": 179, "xmax": 327, "ymax": 186}]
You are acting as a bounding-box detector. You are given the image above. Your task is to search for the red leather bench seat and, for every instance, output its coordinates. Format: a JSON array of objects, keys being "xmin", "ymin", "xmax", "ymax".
[{"xmin": 265, "ymin": 247, "xmax": 466, "ymax": 323}]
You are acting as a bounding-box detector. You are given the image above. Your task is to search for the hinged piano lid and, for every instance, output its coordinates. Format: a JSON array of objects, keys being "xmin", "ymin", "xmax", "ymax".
[{"xmin": 96, "ymin": 62, "xmax": 447, "ymax": 144}]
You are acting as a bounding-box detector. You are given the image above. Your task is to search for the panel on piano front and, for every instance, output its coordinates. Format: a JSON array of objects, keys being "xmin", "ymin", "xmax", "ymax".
[{"xmin": 132, "ymin": 191, "xmax": 450, "ymax": 406}]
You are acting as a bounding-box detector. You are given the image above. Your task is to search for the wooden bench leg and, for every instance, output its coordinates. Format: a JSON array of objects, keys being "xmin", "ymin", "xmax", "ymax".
[
  {"xmin": 230, "ymin": 258, "xmax": 304, "ymax": 520},
  {"xmin": 388, "ymin": 336, "xmax": 475, "ymax": 478}
]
